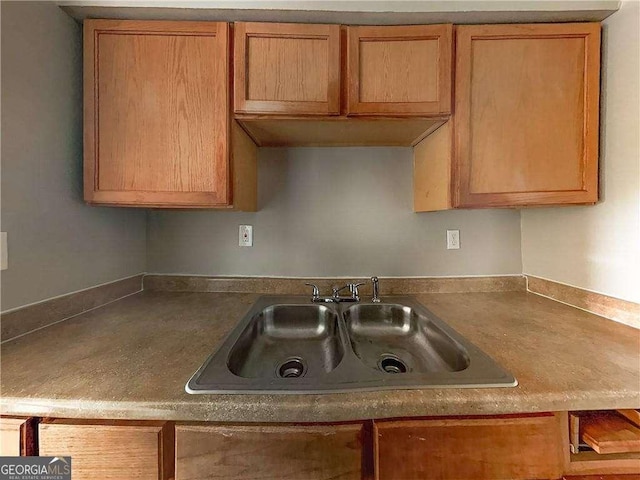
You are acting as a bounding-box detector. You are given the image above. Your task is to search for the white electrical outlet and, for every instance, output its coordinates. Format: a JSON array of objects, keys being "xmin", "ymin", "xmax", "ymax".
[
  {"xmin": 239, "ymin": 225, "xmax": 253, "ymax": 247},
  {"xmin": 1, "ymin": 232, "xmax": 7, "ymax": 270},
  {"xmin": 446, "ymin": 230, "xmax": 460, "ymax": 250}
]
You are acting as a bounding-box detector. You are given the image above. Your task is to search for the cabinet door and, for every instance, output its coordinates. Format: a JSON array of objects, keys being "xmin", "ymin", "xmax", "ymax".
[
  {"xmin": 39, "ymin": 419, "xmax": 174, "ymax": 480},
  {"xmin": 234, "ymin": 22, "xmax": 341, "ymax": 115},
  {"xmin": 175, "ymin": 423, "xmax": 363, "ymax": 480},
  {"xmin": 347, "ymin": 25, "xmax": 452, "ymax": 116},
  {"xmin": 0, "ymin": 417, "xmax": 36, "ymax": 456},
  {"xmin": 375, "ymin": 414, "xmax": 564, "ymax": 480},
  {"xmin": 84, "ymin": 20, "xmax": 230, "ymax": 207},
  {"xmin": 454, "ymin": 23, "xmax": 600, "ymax": 208}
]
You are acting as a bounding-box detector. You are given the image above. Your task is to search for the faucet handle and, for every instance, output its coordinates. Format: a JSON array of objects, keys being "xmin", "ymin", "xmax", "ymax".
[
  {"xmin": 349, "ymin": 282, "xmax": 367, "ymax": 298},
  {"xmin": 304, "ymin": 283, "xmax": 320, "ymax": 300}
]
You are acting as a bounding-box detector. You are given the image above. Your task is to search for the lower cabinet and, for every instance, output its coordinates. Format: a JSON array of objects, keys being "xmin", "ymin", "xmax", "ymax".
[
  {"xmin": 0, "ymin": 416, "xmax": 36, "ymax": 456},
  {"xmin": 175, "ymin": 423, "xmax": 365, "ymax": 480},
  {"xmin": 5, "ymin": 412, "xmax": 637, "ymax": 479},
  {"xmin": 375, "ymin": 413, "xmax": 564, "ymax": 480},
  {"xmin": 38, "ymin": 419, "xmax": 174, "ymax": 480}
]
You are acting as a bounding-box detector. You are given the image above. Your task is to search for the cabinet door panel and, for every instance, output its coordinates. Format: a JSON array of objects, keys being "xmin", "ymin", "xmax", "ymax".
[
  {"xmin": 39, "ymin": 419, "xmax": 173, "ymax": 480},
  {"xmin": 234, "ymin": 22, "xmax": 340, "ymax": 115},
  {"xmin": 454, "ymin": 23, "xmax": 600, "ymax": 207},
  {"xmin": 347, "ymin": 25, "xmax": 452, "ymax": 115},
  {"xmin": 375, "ymin": 414, "xmax": 564, "ymax": 480},
  {"xmin": 84, "ymin": 20, "xmax": 230, "ymax": 207},
  {"xmin": 176, "ymin": 423, "xmax": 363, "ymax": 480},
  {"xmin": 0, "ymin": 417, "xmax": 36, "ymax": 456}
]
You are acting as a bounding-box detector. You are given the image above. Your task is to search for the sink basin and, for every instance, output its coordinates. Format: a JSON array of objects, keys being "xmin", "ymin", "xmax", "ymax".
[
  {"xmin": 186, "ymin": 296, "xmax": 517, "ymax": 394},
  {"xmin": 344, "ymin": 304, "xmax": 470, "ymax": 374},
  {"xmin": 227, "ymin": 304, "xmax": 344, "ymax": 378}
]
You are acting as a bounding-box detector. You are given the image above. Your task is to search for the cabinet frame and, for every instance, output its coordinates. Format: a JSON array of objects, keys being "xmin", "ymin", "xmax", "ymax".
[
  {"xmin": 234, "ymin": 22, "xmax": 341, "ymax": 115},
  {"xmin": 453, "ymin": 23, "xmax": 601, "ymax": 208},
  {"xmin": 347, "ymin": 24, "xmax": 453, "ymax": 116},
  {"xmin": 83, "ymin": 20, "xmax": 231, "ymax": 208}
]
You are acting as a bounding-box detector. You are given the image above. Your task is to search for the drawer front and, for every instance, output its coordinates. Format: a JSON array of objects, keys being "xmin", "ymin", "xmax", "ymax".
[
  {"xmin": 39, "ymin": 420, "xmax": 173, "ymax": 480},
  {"xmin": 375, "ymin": 413, "xmax": 564, "ymax": 480},
  {"xmin": 176, "ymin": 423, "xmax": 363, "ymax": 480}
]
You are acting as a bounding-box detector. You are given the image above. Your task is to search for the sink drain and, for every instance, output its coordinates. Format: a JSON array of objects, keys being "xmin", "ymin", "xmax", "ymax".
[
  {"xmin": 378, "ymin": 355, "xmax": 407, "ymax": 374},
  {"xmin": 277, "ymin": 358, "xmax": 306, "ymax": 378}
]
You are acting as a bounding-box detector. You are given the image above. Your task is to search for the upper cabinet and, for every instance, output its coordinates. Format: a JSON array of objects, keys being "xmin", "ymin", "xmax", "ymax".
[
  {"xmin": 347, "ymin": 25, "xmax": 452, "ymax": 116},
  {"xmin": 453, "ymin": 23, "xmax": 601, "ymax": 208},
  {"xmin": 234, "ymin": 22, "xmax": 341, "ymax": 115},
  {"xmin": 84, "ymin": 20, "xmax": 256, "ymax": 209}
]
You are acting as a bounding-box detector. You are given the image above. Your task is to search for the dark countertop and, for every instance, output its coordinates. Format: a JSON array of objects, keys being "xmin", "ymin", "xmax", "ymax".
[{"xmin": 1, "ymin": 290, "xmax": 638, "ymax": 422}]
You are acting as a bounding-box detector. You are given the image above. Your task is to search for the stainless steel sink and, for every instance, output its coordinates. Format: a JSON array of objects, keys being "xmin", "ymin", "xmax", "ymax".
[
  {"xmin": 344, "ymin": 304, "xmax": 470, "ymax": 374},
  {"xmin": 186, "ymin": 296, "xmax": 517, "ymax": 394},
  {"xmin": 227, "ymin": 304, "xmax": 344, "ymax": 378}
]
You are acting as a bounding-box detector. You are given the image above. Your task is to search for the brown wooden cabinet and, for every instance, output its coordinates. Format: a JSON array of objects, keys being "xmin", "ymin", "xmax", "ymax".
[
  {"xmin": 175, "ymin": 423, "xmax": 364, "ymax": 480},
  {"xmin": 234, "ymin": 22, "xmax": 341, "ymax": 115},
  {"xmin": 347, "ymin": 25, "xmax": 452, "ymax": 116},
  {"xmin": 39, "ymin": 419, "xmax": 174, "ymax": 480},
  {"xmin": 0, "ymin": 417, "xmax": 36, "ymax": 456},
  {"xmin": 84, "ymin": 20, "xmax": 256, "ymax": 210},
  {"xmin": 452, "ymin": 23, "xmax": 601, "ymax": 208},
  {"xmin": 375, "ymin": 413, "xmax": 565, "ymax": 480}
]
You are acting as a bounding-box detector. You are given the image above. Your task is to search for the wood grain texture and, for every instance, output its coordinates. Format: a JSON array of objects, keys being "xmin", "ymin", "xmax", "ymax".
[
  {"xmin": 39, "ymin": 419, "xmax": 174, "ymax": 480},
  {"xmin": 618, "ymin": 411, "xmax": 640, "ymax": 428},
  {"xmin": 231, "ymin": 121, "xmax": 257, "ymax": 212},
  {"xmin": 375, "ymin": 413, "xmax": 564, "ymax": 480},
  {"xmin": 175, "ymin": 423, "xmax": 363, "ymax": 480},
  {"xmin": 453, "ymin": 23, "xmax": 601, "ymax": 207},
  {"xmin": 84, "ymin": 19, "xmax": 230, "ymax": 207},
  {"xmin": 413, "ymin": 121, "xmax": 452, "ymax": 212},
  {"xmin": 568, "ymin": 451, "xmax": 640, "ymax": 476},
  {"xmin": 0, "ymin": 417, "xmax": 36, "ymax": 456},
  {"xmin": 347, "ymin": 25, "xmax": 452, "ymax": 115},
  {"xmin": 564, "ymin": 476, "xmax": 640, "ymax": 479},
  {"xmin": 527, "ymin": 276, "xmax": 640, "ymax": 329},
  {"xmin": 236, "ymin": 115, "xmax": 444, "ymax": 147},
  {"xmin": 234, "ymin": 22, "xmax": 340, "ymax": 115},
  {"xmin": 581, "ymin": 413, "xmax": 640, "ymax": 455}
]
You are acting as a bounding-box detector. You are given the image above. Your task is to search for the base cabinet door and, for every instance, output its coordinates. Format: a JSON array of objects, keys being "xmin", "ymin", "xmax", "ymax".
[
  {"xmin": 175, "ymin": 423, "xmax": 364, "ymax": 480},
  {"xmin": 38, "ymin": 419, "xmax": 174, "ymax": 480},
  {"xmin": 454, "ymin": 23, "xmax": 600, "ymax": 208},
  {"xmin": 375, "ymin": 414, "xmax": 564, "ymax": 480},
  {"xmin": 0, "ymin": 417, "xmax": 36, "ymax": 456}
]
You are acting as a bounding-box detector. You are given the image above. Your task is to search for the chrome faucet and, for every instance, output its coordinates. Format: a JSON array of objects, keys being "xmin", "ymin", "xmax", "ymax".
[
  {"xmin": 305, "ymin": 283, "xmax": 336, "ymax": 303},
  {"xmin": 332, "ymin": 282, "xmax": 365, "ymax": 302},
  {"xmin": 371, "ymin": 276, "xmax": 381, "ymax": 303}
]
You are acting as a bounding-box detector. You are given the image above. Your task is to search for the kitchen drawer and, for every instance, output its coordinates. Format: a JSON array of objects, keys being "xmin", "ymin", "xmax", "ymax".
[
  {"xmin": 39, "ymin": 419, "xmax": 174, "ymax": 480},
  {"xmin": 375, "ymin": 413, "xmax": 564, "ymax": 480},
  {"xmin": 175, "ymin": 423, "xmax": 364, "ymax": 480}
]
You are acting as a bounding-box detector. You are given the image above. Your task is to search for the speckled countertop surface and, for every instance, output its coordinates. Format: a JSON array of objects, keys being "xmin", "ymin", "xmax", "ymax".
[{"xmin": 1, "ymin": 291, "xmax": 638, "ymax": 422}]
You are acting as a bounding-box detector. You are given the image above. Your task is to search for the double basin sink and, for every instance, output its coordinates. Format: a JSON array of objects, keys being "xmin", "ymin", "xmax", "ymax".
[{"xmin": 186, "ymin": 296, "xmax": 517, "ymax": 394}]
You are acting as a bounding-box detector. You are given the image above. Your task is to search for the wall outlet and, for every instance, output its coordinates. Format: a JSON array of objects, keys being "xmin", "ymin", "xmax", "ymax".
[
  {"xmin": 239, "ymin": 225, "xmax": 253, "ymax": 247},
  {"xmin": 1, "ymin": 232, "xmax": 7, "ymax": 270},
  {"xmin": 446, "ymin": 230, "xmax": 460, "ymax": 250}
]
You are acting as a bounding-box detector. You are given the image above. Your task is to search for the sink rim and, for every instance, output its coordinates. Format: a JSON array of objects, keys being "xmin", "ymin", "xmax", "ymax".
[{"xmin": 186, "ymin": 295, "xmax": 518, "ymax": 394}]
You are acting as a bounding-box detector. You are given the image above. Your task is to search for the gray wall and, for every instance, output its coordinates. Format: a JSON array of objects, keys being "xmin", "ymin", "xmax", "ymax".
[
  {"xmin": 521, "ymin": 0, "xmax": 640, "ymax": 303},
  {"xmin": 1, "ymin": 1, "xmax": 147, "ymax": 312},
  {"xmin": 148, "ymin": 148, "xmax": 523, "ymax": 277}
]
